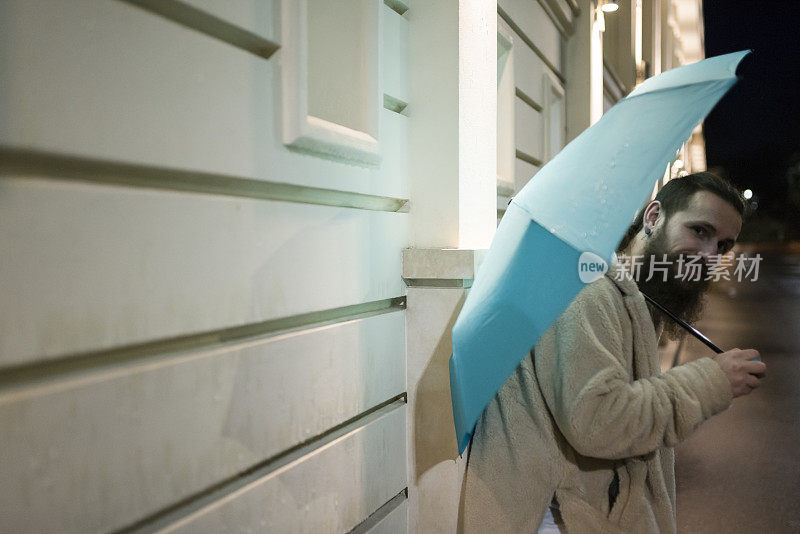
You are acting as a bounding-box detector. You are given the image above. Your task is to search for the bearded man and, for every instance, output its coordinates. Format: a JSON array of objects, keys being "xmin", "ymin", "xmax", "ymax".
[{"xmin": 460, "ymin": 172, "xmax": 767, "ymax": 533}]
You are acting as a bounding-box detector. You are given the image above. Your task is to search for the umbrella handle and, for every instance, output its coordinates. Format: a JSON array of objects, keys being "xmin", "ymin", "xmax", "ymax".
[
  {"xmin": 641, "ymin": 292, "xmax": 723, "ymax": 353},
  {"xmin": 641, "ymin": 292, "xmax": 763, "ymax": 363}
]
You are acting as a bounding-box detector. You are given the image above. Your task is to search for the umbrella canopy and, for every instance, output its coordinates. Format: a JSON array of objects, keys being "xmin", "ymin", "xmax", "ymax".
[{"xmin": 450, "ymin": 50, "xmax": 751, "ymax": 454}]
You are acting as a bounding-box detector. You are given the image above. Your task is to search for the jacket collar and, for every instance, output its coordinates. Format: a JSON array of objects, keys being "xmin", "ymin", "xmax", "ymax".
[
  {"xmin": 606, "ymin": 261, "xmax": 663, "ymax": 377},
  {"xmin": 604, "ymin": 261, "xmax": 641, "ymax": 297}
]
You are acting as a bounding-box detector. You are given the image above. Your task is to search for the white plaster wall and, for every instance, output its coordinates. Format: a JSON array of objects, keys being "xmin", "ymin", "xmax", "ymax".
[{"xmin": 0, "ymin": 0, "xmax": 411, "ymax": 531}]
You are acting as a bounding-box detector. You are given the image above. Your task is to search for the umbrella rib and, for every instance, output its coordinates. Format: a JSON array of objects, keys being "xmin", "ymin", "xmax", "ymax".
[{"xmin": 622, "ymin": 78, "xmax": 737, "ymax": 104}]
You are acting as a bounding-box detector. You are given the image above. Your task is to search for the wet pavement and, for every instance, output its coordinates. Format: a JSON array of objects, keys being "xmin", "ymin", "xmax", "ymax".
[{"xmin": 660, "ymin": 243, "xmax": 800, "ymax": 533}]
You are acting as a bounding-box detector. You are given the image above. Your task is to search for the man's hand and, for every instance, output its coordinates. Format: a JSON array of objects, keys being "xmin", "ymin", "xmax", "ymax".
[{"xmin": 712, "ymin": 349, "xmax": 766, "ymax": 398}]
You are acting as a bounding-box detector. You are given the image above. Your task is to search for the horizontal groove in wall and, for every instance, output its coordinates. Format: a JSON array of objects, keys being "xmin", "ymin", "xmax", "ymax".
[
  {"xmin": 603, "ymin": 77, "xmax": 623, "ymax": 103},
  {"xmin": 383, "ymin": 0, "xmax": 409, "ymax": 16},
  {"xmin": 383, "ymin": 94, "xmax": 409, "ymax": 115},
  {"xmin": 497, "ymin": 182, "xmax": 515, "ymax": 197},
  {"xmin": 121, "ymin": 0, "xmax": 279, "ymax": 60},
  {"xmin": 348, "ymin": 488, "xmax": 408, "ymax": 534},
  {"xmin": 403, "ymin": 278, "xmax": 473, "ymax": 288},
  {"xmin": 538, "ymin": 0, "xmax": 574, "ymax": 38},
  {"xmin": 565, "ymin": 0, "xmax": 580, "ymax": 17},
  {"xmin": 0, "ymin": 148, "xmax": 409, "ymax": 213},
  {"xmin": 0, "ymin": 297, "xmax": 406, "ymax": 396},
  {"xmin": 603, "ymin": 60, "xmax": 628, "ymax": 98},
  {"xmin": 603, "ymin": 84, "xmax": 620, "ymax": 105},
  {"xmin": 116, "ymin": 396, "xmax": 408, "ymax": 534},
  {"xmin": 497, "ymin": 5, "xmax": 566, "ymax": 85},
  {"xmin": 516, "ymin": 149, "xmax": 543, "ymax": 168},
  {"xmin": 516, "ymin": 87, "xmax": 543, "ymax": 113}
]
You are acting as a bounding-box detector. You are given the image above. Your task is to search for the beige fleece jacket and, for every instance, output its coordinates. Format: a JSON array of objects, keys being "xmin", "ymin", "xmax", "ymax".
[{"xmin": 460, "ymin": 265, "xmax": 733, "ymax": 533}]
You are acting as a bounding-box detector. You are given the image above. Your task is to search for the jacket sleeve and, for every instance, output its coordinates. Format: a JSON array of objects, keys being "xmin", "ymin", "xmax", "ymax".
[{"xmin": 533, "ymin": 280, "xmax": 733, "ymax": 460}]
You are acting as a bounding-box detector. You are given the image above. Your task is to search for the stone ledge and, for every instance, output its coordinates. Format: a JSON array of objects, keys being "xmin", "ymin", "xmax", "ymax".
[{"xmin": 402, "ymin": 248, "xmax": 487, "ymax": 280}]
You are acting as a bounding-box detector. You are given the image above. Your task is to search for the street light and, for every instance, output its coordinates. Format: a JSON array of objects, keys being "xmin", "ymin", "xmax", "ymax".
[
  {"xmin": 744, "ymin": 189, "xmax": 753, "ymax": 200},
  {"xmin": 601, "ymin": 0, "xmax": 619, "ymax": 13}
]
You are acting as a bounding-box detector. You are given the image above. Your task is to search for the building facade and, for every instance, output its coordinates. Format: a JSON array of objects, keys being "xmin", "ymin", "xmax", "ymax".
[{"xmin": 0, "ymin": 0, "xmax": 703, "ymax": 531}]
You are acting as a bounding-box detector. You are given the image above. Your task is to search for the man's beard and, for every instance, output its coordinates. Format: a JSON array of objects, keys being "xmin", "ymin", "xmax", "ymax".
[{"xmin": 636, "ymin": 231, "xmax": 711, "ymax": 340}]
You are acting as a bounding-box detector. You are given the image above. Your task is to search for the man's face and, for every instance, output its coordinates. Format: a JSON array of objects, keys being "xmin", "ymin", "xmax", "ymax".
[
  {"xmin": 653, "ymin": 190, "xmax": 743, "ymax": 260},
  {"xmin": 638, "ymin": 191, "xmax": 742, "ymax": 337}
]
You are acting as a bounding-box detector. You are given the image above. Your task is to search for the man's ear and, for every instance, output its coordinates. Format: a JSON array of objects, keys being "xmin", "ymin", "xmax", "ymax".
[{"xmin": 642, "ymin": 200, "xmax": 662, "ymax": 231}]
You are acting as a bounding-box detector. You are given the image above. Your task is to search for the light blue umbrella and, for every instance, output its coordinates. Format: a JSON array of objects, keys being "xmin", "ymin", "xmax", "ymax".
[{"xmin": 450, "ymin": 50, "xmax": 751, "ymax": 454}]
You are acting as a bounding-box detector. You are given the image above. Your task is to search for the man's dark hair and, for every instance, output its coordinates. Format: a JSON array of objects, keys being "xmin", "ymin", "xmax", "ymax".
[{"xmin": 617, "ymin": 171, "xmax": 747, "ymax": 251}]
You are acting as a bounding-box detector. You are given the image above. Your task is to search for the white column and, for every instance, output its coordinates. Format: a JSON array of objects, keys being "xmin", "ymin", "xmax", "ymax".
[
  {"xmin": 642, "ymin": 0, "xmax": 662, "ymax": 77},
  {"xmin": 405, "ymin": 1, "xmax": 496, "ymax": 530},
  {"xmin": 590, "ymin": 8, "xmax": 605, "ymax": 125},
  {"xmin": 566, "ymin": 0, "xmax": 604, "ymax": 139},
  {"xmin": 408, "ymin": 0, "xmax": 496, "ymax": 249}
]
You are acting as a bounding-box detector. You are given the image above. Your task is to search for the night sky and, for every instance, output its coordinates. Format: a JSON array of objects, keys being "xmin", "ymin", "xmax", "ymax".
[{"xmin": 702, "ymin": 0, "xmax": 800, "ymax": 234}]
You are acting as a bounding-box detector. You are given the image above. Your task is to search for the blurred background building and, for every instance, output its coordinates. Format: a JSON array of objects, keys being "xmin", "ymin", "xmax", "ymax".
[
  {"xmin": 0, "ymin": 0, "xmax": 708, "ymax": 532},
  {"xmin": 702, "ymin": 0, "xmax": 800, "ymax": 243}
]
